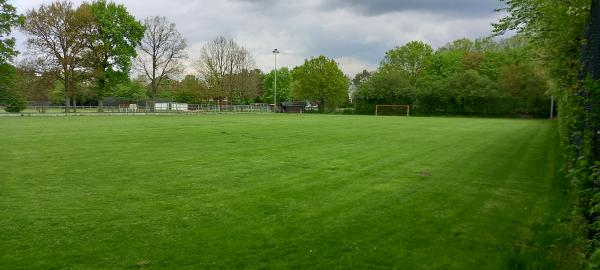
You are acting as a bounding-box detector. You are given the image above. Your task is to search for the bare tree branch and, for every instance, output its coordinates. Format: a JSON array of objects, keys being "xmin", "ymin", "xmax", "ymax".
[
  {"xmin": 135, "ymin": 16, "xmax": 187, "ymax": 101},
  {"xmin": 195, "ymin": 37, "xmax": 256, "ymax": 103}
]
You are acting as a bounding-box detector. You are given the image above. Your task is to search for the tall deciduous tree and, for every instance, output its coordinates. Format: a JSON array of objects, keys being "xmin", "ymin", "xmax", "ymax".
[
  {"xmin": 22, "ymin": 1, "xmax": 94, "ymax": 112},
  {"xmin": 173, "ymin": 75, "xmax": 208, "ymax": 104},
  {"xmin": 354, "ymin": 68, "xmax": 413, "ymax": 107},
  {"xmin": 136, "ymin": 16, "xmax": 187, "ymax": 102},
  {"xmin": 0, "ymin": 0, "xmax": 23, "ymax": 109},
  {"xmin": 85, "ymin": 0, "xmax": 144, "ymax": 111},
  {"xmin": 262, "ymin": 67, "xmax": 292, "ymax": 104},
  {"xmin": 0, "ymin": 0, "xmax": 22, "ymax": 65},
  {"xmin": 352, "ymin": 69, "xmax": 371, "ymax": 86},
  {"xmin": 381, "ymin": 41, "xmax": 433, "ymax": 86},
  {"xmin": 291, "ymin": 55, "xmax": 348, "ymax": 112},
  {"xmin": 196, "ymin": 36, "xmax": 256, "ymax": 104},
  {"xmin": 426, "ymin": 50, "xmax": 463, "ymax": 78},
  {"xmin": 233, "ymin": 68, "xmax": 262, "ymax": 104}
]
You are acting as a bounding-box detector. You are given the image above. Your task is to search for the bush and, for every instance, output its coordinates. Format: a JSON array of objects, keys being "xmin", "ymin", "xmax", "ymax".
[{"xmin": 4, "ymin": 96, "xmax": 26, "ymax": 113}]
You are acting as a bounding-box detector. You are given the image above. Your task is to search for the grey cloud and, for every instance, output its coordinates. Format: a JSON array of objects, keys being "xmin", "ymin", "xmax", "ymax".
[
  {"xmin": 232, "ymin": 0, "xmax": 503, "ymax": 17},
  {"xmin": 326, "ymin": 0, "xmax": 503, "ymax": 17},
  {"xmin": 13, "ymin": 0, "xmax": 505, "ymax": 76}
]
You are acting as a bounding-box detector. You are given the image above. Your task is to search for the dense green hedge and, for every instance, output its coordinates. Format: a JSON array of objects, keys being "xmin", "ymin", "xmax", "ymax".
[
  {"xmin": 3, "ymin": 95, "xmax": 26, "ymax": 113},
  {"xmin": 351, "ymin": 38, "xmax": 550, "ymax": 119},
  {"xmin": 495, "ymin": 0, "xmax": 600, "ymax": 267},
  {"xmin": 355, "ymin": 96, "xmax": 550, "ymax": 118}
]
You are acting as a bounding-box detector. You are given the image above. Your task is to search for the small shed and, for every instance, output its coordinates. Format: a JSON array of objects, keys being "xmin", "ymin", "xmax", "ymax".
[{"xmin": 281, "ymin": 102, "xmax": 306, "ymax": 113}]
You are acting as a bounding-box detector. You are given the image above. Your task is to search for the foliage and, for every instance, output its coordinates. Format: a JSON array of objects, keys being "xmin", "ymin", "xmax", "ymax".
[
  {"xmin": 495, "ymin": 0, "xmax": 600, "ymax": 267},
  {"xmin": 446, "ymin": 70, "xmax": 498, "ymax": 115},
  {"xmin": 12, "ymin": 66, "xmax": 54, "ymax": 104},
  {"xmin": 262, "ymin": 67, "xmax": 292, "ymax": 104},
  {"xmin": 461, "ymin": 52, "xmax": 484, "ymax": 71},
  {"xmin": 291, "ymin": 55, "xmax": 349, "ymax": 112},
  {"xmin": 172, "ymin": 75, "xmax": 208, "ymax": 104},
  {"xmin": 497, "ymin": 63, "xmax": 548, "ymax": 99},
  {"xmin": 353, "ymin": 68, "xmax": 413, "ymax": 114},
  {"xmin": 85, "ymin": 0, "xmax": 144, "ymax": 110},
  {"xmin": 110, "ymin": 79, "xmax": 147, "ymax": 101},
  {"xmin": 0, "ymin": 63, "xmax": 24, "ymax": 112},
  {"xmin": 413, "ymin": 74, "xmax": 452, "ymax": 115},
  {"xmin": 21, "ymin": 1, "xmax": 95, "ymax": 112},
  {"xmin": 439, "ymin": 37, "xmax": 500, "ymax": 53},
  {"xmin": 232, "ymin": 68, "xmax": 263, "ymax": 104},
  {"xmin": 47, "ymin": 78, "xmax": 92, "ymax": 106},
  {"xmin": 427, "ymin": 50, "xmax": 462, "ymax": 78},
  {"xmin": 0, "ymin": 62, "xmax": 12, "ymax": 100},
  {"xmin": 0, "ymin": 0, "xmax": 23, "ymax": 64},
  {"xmin": 352, "ymin": 69, "xmax": 371, "ymax": 86},
  {"xmin": 0, "ymin": 0, "xmax": 22, "ymax": 108},
  {"xmin": 3, "ymin": 93, "xmax": 26, "ymax": 112},
  {"xmin": 381, "ymin": 41, "xmax": 433, "ymax": 85},
  {"xmin": 494, "ymin": 0, "xmax": 590, "ymax": 82},
  {"xmin": 354, "ymin": 37, "xmax": 550, "ymax": 117},
  {"xmin": 196, "ymin": 36, "xmax": 256, "ymax": 104}
]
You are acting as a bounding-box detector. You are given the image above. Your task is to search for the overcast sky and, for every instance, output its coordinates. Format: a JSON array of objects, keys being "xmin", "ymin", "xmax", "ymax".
[{"xmin": 9, "ymin": 0, "xmax": 506, "ymax": 76}]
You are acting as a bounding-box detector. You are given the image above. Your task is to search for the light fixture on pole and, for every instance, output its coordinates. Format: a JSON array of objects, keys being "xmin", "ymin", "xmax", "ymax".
[{"xmin": 272, "ymin": 48, "xmax": 279, "ymax": 112}]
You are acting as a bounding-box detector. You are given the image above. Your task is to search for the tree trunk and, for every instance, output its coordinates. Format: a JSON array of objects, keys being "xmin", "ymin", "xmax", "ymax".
[
  {"xmin": 64, "ymin": 95, "xmax": 70, "ymax": 113},
  {"xmin": 63, "ymin": 67, "xmax": 70, "ymax": 113},
  {"xmin": 149, "ymin": 80, "xmax": 157, "ymax": 112},
  {"xmin": 72, "ymin": 97, "xmax": 77, "ymax": 113},
  {"xmin": 97, "ymin": 77, "xmax": 105, "ymax": 112},
  {"xmin": 319, "ymin": 98, "xmax": 325, "ymax": 113}
]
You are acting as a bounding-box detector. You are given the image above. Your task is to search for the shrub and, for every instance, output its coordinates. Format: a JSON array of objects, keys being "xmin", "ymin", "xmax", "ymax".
[{"xmin": 4, "ymin": 96, "xmax": 26, "ymax": 113}]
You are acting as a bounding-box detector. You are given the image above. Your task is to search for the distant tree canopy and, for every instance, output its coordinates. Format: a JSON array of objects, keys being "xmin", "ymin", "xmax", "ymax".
[
  {"xmin": 172, "ymin": 75, "xmax": 208, "ymax": 104},
  {"xmin": 381, "ymin": 41, "xmax": 433, "ymax": 86},
  {"xmin": 85, "ymin": 0, "xmax": 144, "ymax": 111},
  {"xmin": 196, "ymin": 36, "xmax": 257, "ymax": 104},
  {"xmin": 353, "ymin": 36, "xmax": 550, "ymax": 117},
  {"xmin": 291, "ymin": 55, "xmax": 349, "ymax": 112},
  {"xmin": 0, "ymin": 0, "xmax": 23, "ymax": 111},
  {"xmin": 352, "ymin": 70, "xmax": 371, "ymax": 86},
  {"xmin": 262, "ymin": 67, "xmax": 292, "ymax": 104},
  {"xmin": 0, "ymin": 0, "xmax": 22, "ymax": 65},
  {"xmin": 3, "ymin": 0, "xmax": 576, "ymax": 119},
  {"xmin": 21, "ymin": 1, "xmax": 95, "ymax": 112}
]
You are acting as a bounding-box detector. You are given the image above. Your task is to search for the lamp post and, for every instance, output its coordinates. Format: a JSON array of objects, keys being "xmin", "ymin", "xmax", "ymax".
[{"xmin": 272, "ymin": 48, "xmax": 279, "ymax": 112}]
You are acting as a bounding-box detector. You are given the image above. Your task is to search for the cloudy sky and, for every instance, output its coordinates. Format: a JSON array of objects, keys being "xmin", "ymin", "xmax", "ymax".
[{"xmin": 9, "ymin": 0, "xmax": 507, "ymax": 76}]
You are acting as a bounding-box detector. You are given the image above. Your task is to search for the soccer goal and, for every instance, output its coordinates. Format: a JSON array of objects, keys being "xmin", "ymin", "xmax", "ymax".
[{"xmin": 375, "ymin": 105, "xmax": 411, "ymax": 116}]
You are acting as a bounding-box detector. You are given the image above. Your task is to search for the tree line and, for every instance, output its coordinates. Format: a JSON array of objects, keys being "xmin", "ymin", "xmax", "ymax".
[
  {"xmin": 0, "ymin": 0, "xmax": 350, "ymax": 113},
  {"xmin": 1, "ymin": 0, "xmax": 556, "ymax": 117},
  {"xmin": 351, "ymin": 37, "xmax": 551, "ymax": 117}
]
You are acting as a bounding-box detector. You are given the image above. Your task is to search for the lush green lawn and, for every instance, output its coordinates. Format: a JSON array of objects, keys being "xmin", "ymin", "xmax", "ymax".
[{"xmin": 0, "ymin": 114, "xmax": 566, "ymax": 269}]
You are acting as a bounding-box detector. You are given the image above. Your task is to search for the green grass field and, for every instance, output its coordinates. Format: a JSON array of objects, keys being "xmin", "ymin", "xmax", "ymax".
[{"xmin": 0, "ymin": 115, "xmax": 567, "ymax": 269}]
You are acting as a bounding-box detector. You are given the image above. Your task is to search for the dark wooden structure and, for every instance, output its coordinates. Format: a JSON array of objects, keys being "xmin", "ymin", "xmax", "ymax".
[{"xmin": 281, "ymin": 102, "xmax": 305, "ymax": 113}]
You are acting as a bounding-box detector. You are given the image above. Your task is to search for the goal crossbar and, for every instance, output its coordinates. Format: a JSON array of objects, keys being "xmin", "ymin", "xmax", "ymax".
[{"xmin": 375, "ymin": 105, "xmax": 410, "ymax": 116}]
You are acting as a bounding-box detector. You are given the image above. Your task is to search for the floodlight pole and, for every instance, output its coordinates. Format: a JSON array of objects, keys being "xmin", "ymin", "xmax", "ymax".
[{"xmin": 273, "ymin": 49, "xmax": 279, "ymax": 113}]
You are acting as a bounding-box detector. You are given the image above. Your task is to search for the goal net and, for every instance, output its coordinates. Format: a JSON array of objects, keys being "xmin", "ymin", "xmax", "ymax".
[{"xmin": 375, "ymin": 105, "xmax": 411, "ymax": 116}]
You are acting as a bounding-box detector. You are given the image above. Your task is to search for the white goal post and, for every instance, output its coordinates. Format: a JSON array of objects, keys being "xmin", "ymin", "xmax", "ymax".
[{"xmin": 375, "ymin": 105, "xmax": 411, "ymax": 116}]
